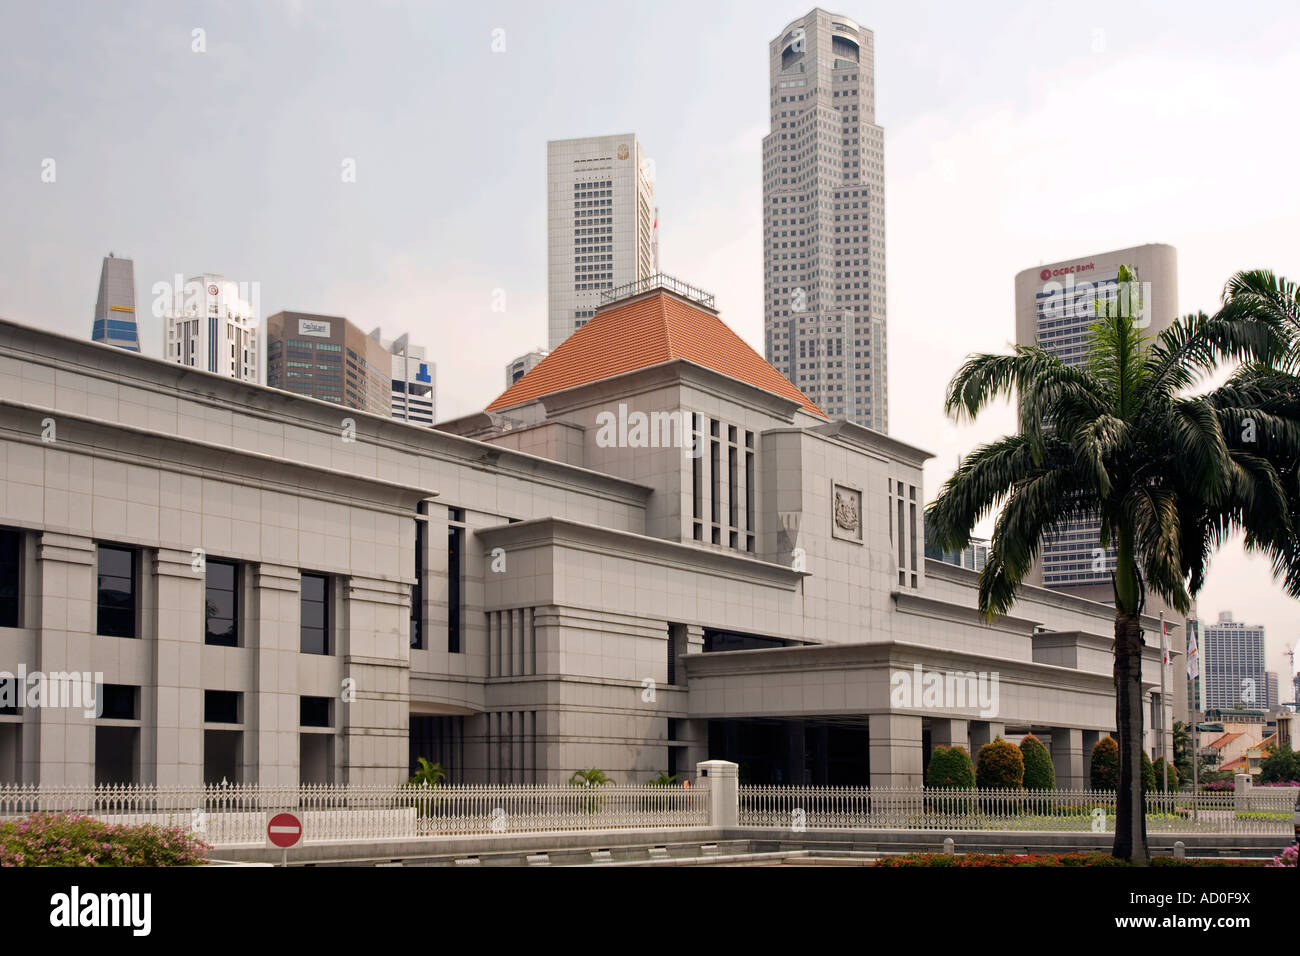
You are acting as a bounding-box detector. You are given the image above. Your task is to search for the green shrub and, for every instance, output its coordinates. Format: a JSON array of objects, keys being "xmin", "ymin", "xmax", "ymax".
[
  {"xmin": 1141, "ymin": 750, "xmax": 1157, "ymax": 793},
  {"xmin": 1019, "ymin": 734, "xmax": 1056, "ymax": 791},
  {"xmin": 875, "ymin": 851, "xmax": 1261, "ymax": 868},
  {"xmin": 1260, "ymin": 742, "xmax": 1300, "ymax": 784},
  {"xmin": 1152, "ymin": 757, "xmax": 1180, "ymax": 792},
  {"xmin": 926, "ymin": 745, "xmax": 975, "ymax": 789},
  {"xmin": 0, "ymin": 813, "xmax": 210, "ymax": 867},
  {"xmin": 1090, "ymin": 736, "xmax": 1118, "ymax": 790},
  {"xmin": 976, "ymin": 737, "xmax": 1024, "ymax": 790}
]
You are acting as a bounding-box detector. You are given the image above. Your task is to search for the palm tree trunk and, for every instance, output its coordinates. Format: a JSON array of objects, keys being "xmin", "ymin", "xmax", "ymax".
[{"xmin": 1111, "ymin": 528, "xmax": 1149, "ymax": 863}]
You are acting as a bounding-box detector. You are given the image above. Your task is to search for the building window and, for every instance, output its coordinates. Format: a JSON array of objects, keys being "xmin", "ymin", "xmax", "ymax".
[
  {"xmin": 692, "ymin": 414, "xmax": 704, "ymax": 540},
  {"xmin": 204, "ymin": 690, "xmax": 242, "ymax": 724},
  {"xmin": 411, "ymin": 503, "xmax": 427, "ymax": 649},
  {"xmin": 300, "ymin": 573, "xmax": 330, "ymax": 655},
  {"xmin": 300, "ymin": 696, "xmax": 332, "ymax": 728},
  {"xmin": 205, "ymin": 560, "xmax": 239, "ymax": 646},
  {"xmin": 96, "ymin": 545, "xmax": 137, "ymax": 638},
  {"xmin": 0, "ymin": 528, "xmax": 19, "ymax": 628},
  {"xmin": 448, "ymin": 508, "xmax": 464, "ymax": 653}
]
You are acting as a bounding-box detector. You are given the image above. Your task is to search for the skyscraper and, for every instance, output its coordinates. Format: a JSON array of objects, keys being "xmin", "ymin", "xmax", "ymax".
[
  {"xmin": 265, "ymin": 311, "xmax": 391, "ymax": 416},
  {"xmin": 1015, "ymin": 243, "xmax": 1179, "ymax": 598},
  {"xmin": 370, "ymin": 327, "xmax": 436, "ymax": 425},
  {"xmin": 1202, "ymin": 611, "xmax": 1267, "ymax": 712},
  {"xmin": 506, "ymin": 348, "xmax": 549, "ymax": 387},
  {"xmin": 763, "ymin": 9, "xmax": 887, "ymax": 430},
  {"xmin": 547, "ymin": 134, "xmax": 655, "ymax": 350},
  {"xmin": 162, "ymin": 274, "xmax": 260, "ymax": 383},
  {"xmin": 91, "ymin": 254, "xmax": 140, "ymax": 352}
]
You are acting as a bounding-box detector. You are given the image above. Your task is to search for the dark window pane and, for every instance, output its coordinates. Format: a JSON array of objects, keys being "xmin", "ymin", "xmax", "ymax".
[
  {"xmin": 300, "ymin": 696, "xmax": 331, "ymax": 727},
  {"xmin": 100, "ymin": 684, "xmax": 138, "ymax": 720},
  {"xmin": 205, "ymin": 561, "xmax": 239, "ymax": 646},
  {"xmin": 0, "ymin": 529, "xmax": 19, "ymax": 628},
  {"xmin": 97, "ymin": 546, "xmax": 136, "ymax": 638},
  {"xmin": 204, "ymin": 690, "xmax": 241, "ymax": 724},
  {"xmin": 300, "ymin": 574, "xmax": 329, "ymax": 655}
]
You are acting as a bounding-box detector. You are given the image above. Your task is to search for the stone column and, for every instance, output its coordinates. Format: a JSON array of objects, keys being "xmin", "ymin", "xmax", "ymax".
[
  {"xmin": 1050, "ymin": 727, "xmax": 1084, "ymax": 790},
  {"xmin": 868, "ymin": 713, "xmax": 924, "ymax": 787},
  {"xmin": 969, "ymin": 720, "xmax": 1006, "ymax": 759},
  {"xmin": 930, "ymin": 718, "xmax": 970, "ymax": 755},
  {"xmin": 149, "ymin": 547, "xmax": 206, "ymax": 785},
  {"xmin": 341, "ymin": 574, "xmax": 410, "ymax": 785},
  {"xmin": 34, "ymin": 532, "xmax": 97, "ymax": 785},
  {"xmin": 251, "ymin": 563, "xmax": 302, "ymax": 787}
]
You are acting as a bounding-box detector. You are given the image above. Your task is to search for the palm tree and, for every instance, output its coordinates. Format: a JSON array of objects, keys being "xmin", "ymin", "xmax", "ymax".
[
  {"xmin": 926, "ymin": 265, "xmax": 1300, "ymax": 862},
  {"xmin": 568, "ymin": 768, "xmax": 615, "ymax": 787}
]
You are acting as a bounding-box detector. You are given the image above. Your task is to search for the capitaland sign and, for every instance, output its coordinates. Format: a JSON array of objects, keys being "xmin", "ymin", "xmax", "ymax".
[{"xmin": 298, "ymin": 318, "xmax": 331, "ymax": 337}]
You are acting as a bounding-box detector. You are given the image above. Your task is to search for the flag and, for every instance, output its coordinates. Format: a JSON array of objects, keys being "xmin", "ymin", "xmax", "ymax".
[
  {"xmin": 1186, "ymin": 630, "xmax": 1200, "ymax": 680},
  {"xmin": 1160, "ymin": 617, "xmax": 1169, "ymax": 667},
  {"xmin": 652, "ymin": 207, "xmax": 659, "ymax": 273}
]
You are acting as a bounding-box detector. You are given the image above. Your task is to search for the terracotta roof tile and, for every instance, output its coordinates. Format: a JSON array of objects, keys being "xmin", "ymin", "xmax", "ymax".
[{"xmin": 486, "ymin": 291, "xmax": 826, "ymax": 417}]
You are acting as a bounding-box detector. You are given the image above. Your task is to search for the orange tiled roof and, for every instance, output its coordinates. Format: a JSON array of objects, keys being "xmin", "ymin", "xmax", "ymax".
[
  {"xmin": 1208, "ymin": 732, "xmax": 1243, "ymax": 749},
  {"xmin": 486, "ymin": 291, "xmax": 827, "ymax": 417}
]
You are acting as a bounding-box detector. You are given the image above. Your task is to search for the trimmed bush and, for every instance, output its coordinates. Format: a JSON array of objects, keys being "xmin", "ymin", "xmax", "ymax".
[
  {"xmin": 1141, "ymin": 750, "xmax": 1157, "ymax": 793},
  {"xmin": 976, "ymin": 737, "xmax": 1024, "ymax": 790},
  {"xmin": 926, "ymin": 745, "xmax": 975, "ymax": 789},
  {"xmin": 1019, "ymin": 734, "xmax": 1056, "ymax": 791},
  {"xmin": 0, "ymin": 813, "xmax": 210, "ymax": 867},
  {"xmin": 1090, "ymin": 736, "xmax": 1118, "ymax": 790}
]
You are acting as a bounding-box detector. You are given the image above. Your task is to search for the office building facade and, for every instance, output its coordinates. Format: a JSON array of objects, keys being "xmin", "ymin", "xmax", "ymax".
[
  {"xmin": 1016, "ymin": 243, "xmax": 1178, "ymax": 596},
  {"xmin": 1202, "ymin": 612, "xmax": 1267, "ymax": 712},
  {"xmin": 547, "ymin": 134, "xmax": 655, "ymax": 350},
  {"xmin": 90, "ymin": 254, "xmax": 140, "ymax": 353},
  {"xmin": 370, "ymin": 328, "xmax": 436, "ymax": 425},
  {"xmin": 506, "ymin": 348, "xmax": 550, "ymax": 387},
  {"xmin": 162, "ymin": 274, "xmax": 260, "ymax": 384},
  {"xmin": 763, "ymin": 8, "xmax": 887, "ymax": 431},
  {"xmin": 266, "ymin": 311, "xmax": 391, "ymax": 416}
]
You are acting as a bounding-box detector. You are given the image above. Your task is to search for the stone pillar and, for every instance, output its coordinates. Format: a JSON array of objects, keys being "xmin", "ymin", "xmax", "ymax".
[
  {"xmin": 149, "ymin": 548, "xmax": 206, "ymax": 785},
  {"xmin": 34, "ymin": 532, "xmax": 97, "ymax": 785},
  {"xmin": 1049, "ymin": 727, "xmax": 1084, "ymax": 790},
  {"xmin": 341, "ymin": 574, "xmax": 410, "ymax": 785},
  {"xmin": 930, "ymin": 718, "xmax": 970, "ymax": 755},
  {"xmin": 251, "ymin": 564, "xmax": 302, "ymax": 787},
  {"xmin": 869, "ymin": 713, "xmax": 924, "ymax": 788},
  {"xmin": 969, "ymin": 720, "xmax": 1005, "ymax": 759},
  {"xmin": 696, "ymin": 759, "xmax": 738, "ymax": 828}
]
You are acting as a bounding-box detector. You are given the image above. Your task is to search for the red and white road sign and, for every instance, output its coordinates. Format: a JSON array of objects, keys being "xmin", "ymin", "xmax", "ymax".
[{"xmin": 266, "ymin": 812, "xmax": 303, "ymax": 849}]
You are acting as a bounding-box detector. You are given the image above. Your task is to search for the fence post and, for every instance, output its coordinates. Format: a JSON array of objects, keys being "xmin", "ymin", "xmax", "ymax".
[
  {"xmin": 696, "ymin": 760, "xmax": 739, "ymax": 829},
  {"xmin": 1233, "ymin": 773, "xmax": 1251, "ymax": 815}
]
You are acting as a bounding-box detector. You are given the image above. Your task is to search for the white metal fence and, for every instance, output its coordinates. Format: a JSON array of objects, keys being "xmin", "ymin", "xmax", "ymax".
[
  {"xmin": 1, "ymin": 782, "xmax": 1292, "ymax": 847},
  {"xmin": 0, "ymin": 783, "xmax": 710, "ymax": 847},
  {"xmin": 739, "ymin": 785, "xmax": 1297, "ymax": 835}
]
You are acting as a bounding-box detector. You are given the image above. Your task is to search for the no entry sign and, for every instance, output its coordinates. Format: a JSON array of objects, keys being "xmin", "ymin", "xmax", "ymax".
[{"xmin": 266, "ymin": 812, "xmax": 303, "ymax": 849}]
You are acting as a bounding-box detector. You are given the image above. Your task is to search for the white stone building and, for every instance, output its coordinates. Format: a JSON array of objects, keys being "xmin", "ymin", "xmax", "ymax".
[
  {"xmin": 162, "ymin": 274, "xmax": 260, "ymax": 384},
  {"xmin": 0, "ymin": 277, "xmax": 1174, "ymax": 789}
]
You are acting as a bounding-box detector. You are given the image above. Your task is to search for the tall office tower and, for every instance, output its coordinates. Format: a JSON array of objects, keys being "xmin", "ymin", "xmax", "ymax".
[
  {"xmin": 1265, "ymin": 672, "xmax": 1279, "ymax": 711},
  {"xmin": 506, "ymin": 348, "xmax": 549, "ymax": 386},
  {"xmin": 1016, "ymin": 244, "xmax": 1178, "ymax": 598},
  {"xmin": 1201, "ymin": 612, "xmax": 1267, "ymax": 712},
  {"xmin": 547, "ymin": 134, "xmax": 655, "ymax": 350},
  {"xmin": 762, "ymin": 9, "xmax": 887, "ymax": 430},
  {"xmin": 91, "ymin": 254, "xmax": 140, "ymax": 352},
  {"xmin": 162, "ymin": 275, "xmax": 260, "ymax": 383},
  {"xmin": 369, "ymin": 327, "xmax": 436, "ymax": 425},
  {"xmin": 265, "ymin": 311, "xmax": 392, "ymax": 416}
]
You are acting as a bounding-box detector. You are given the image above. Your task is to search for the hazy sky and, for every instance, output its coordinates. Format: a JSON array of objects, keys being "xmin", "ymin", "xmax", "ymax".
[{"xmin": 2, "ymin": 0, "xmax": 1298, "ymax": 695}]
